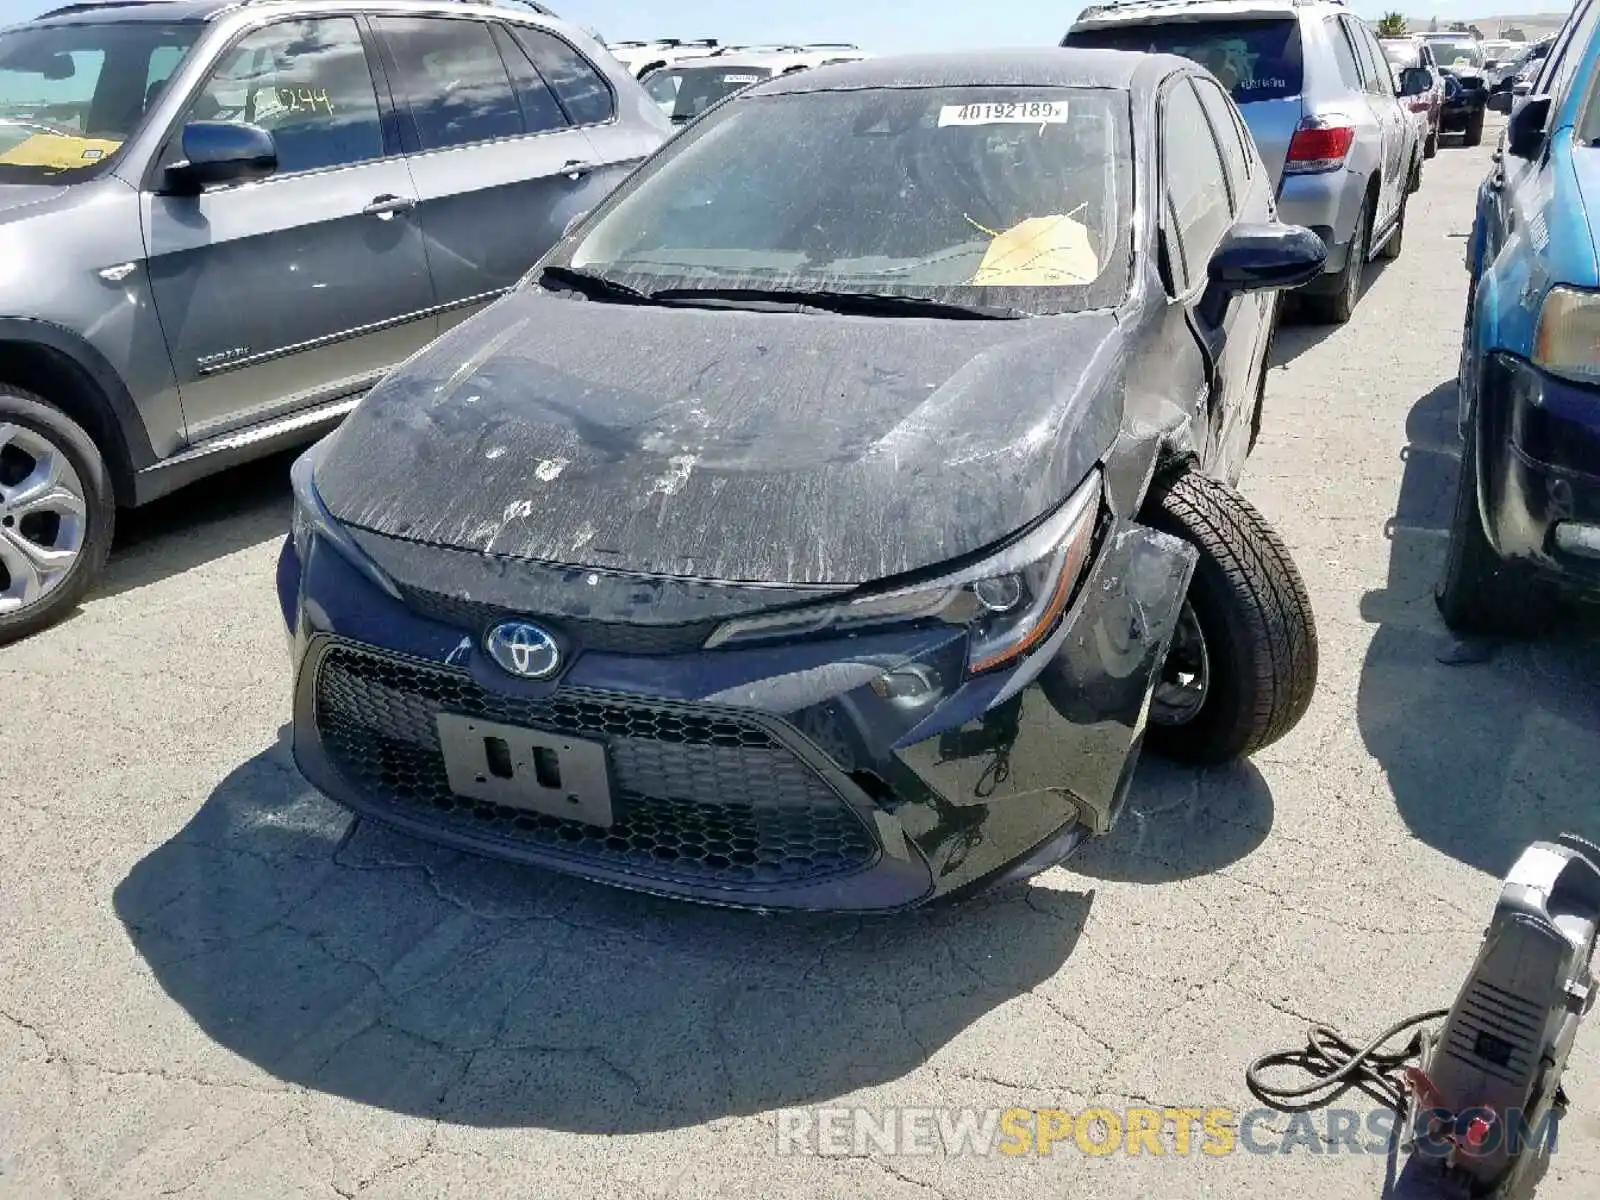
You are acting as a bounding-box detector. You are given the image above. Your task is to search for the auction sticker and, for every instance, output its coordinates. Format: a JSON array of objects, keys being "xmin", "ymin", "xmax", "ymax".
[{"xmin": 938, "ymin": 101, "xmax": 1069, "ymax": 127}]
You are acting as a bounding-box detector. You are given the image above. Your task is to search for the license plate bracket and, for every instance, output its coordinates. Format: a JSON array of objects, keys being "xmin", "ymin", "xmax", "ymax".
[{"xmin": 436, "ymin": 713, "xmax": 614, "ymax": 828}]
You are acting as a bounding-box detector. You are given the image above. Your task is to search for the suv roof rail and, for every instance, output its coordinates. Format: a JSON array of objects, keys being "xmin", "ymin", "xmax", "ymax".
[
  {"xmin": 36, "ymin": 0, "xmax": 170, "ymax": 16},
  {"xmin": 1078, "ymin": 0, "xmax": 1341, "ymax": 14}
]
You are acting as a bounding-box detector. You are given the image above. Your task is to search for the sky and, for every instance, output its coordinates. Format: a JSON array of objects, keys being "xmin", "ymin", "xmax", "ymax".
[{"xmin": 0, "ymin": 0, "xmax": 1573, "ymax": 47}]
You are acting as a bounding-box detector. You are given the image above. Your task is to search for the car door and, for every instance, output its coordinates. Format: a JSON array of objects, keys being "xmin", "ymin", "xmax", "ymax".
[
  {"xmin": 140, "ymin": 15, "xmax": 436, "ymax": 444},
  {"xmin": 1159, "ymin": 74, "xmax": 1259, "ymax": 476},
  {"xmin": 371, "ymin": 15, "xmax": 607, "ymax": 334},
  {"xmin": 1482, "ymin": 0, "xmax": 1597, "ymax": 266},
  {"xmin": 1344, "ymin": 17, "xmax": 1406, "ymax": 229},
  {"xmin": 1192, "ymin": 74, "xmax": 1277, "ymax": 469}
]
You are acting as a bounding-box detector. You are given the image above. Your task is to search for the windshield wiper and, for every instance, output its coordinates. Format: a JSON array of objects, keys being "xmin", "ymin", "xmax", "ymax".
[
  {"xmin": 538, "ymin": 265, "xmax": 652, "ymax": 302},
  {"xmin": 646, "ymin": 287, "xmax": 1025, "ymax": 320}
]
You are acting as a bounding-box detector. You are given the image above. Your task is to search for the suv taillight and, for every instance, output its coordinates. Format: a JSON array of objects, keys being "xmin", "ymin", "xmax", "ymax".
[{"xmin": 1284, "ymin": 124, "xmax": 1355, "ymax": 174}]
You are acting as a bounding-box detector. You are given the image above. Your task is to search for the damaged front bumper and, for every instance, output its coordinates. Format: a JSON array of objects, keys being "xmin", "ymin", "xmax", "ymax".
[{"xmin": 280, "ymin": 514, "xmax": 1196, "ymax": 913}]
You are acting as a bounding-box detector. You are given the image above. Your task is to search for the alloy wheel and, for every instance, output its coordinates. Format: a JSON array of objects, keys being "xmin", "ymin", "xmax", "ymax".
[
  {"xmin": 1150, "ymin": 599, "xmax": 1211, "ymax": 727},
  {"xmin": 0, "ymin": 422, "xmax": 88, "ymax": 614}
]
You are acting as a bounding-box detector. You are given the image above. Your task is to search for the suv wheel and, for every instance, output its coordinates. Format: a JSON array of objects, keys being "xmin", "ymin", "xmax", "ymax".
[
  {"xmin": 1378, "ymin": 188, "xmax": 1409, "ymax": 261},
  {"xmin": 1463, "ymin": 106, "xmax": 1486, "ymax": 147},
  {"xmin": 0, "ymin": 387, "xmax": 114, "ymax": 644},
  {"xmin": 1425, "ymin": 126, "xmax": 1439, "ymax": 158},
  {"xmin": 1305, "ymin": 197, "xmax": 1370, "ymax": 325},
  {"xmin": 1142, "ymin": 472, "xmax": 1318, "ymax": 766}
]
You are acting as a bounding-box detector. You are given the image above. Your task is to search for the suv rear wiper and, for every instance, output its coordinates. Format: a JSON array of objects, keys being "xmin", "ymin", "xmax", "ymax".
[
  {"xmin": 646, "ymin": 287, "xmax": 1025, "ymax": 320},
  {"xmin": 538, "ymin": 265, "xmax": 652, "ymax": 302}
]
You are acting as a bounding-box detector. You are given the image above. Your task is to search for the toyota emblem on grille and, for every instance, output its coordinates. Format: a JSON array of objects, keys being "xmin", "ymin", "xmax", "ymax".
[{"xmin": 485, "ymin": 621, "xmax": 561, "ymax": 680}]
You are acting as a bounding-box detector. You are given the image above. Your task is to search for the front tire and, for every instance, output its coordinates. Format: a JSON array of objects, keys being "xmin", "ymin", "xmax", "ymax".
[
  {"xmin": 1435, "ymin": 414, "xmax": 1554, "ymax": 637},
  {"xmin": 1143, "ymin": 472, "xmax": 1319, "ymax": 766},
  {"xmin": 0, "ymin": 387, "xmax": 114, "ymax": 645},
  {"xmin": 1425, "ymin": 127, "xmax": 1439, "ymax": 159},
  {"xmin": 1463, "ymin": 106, "xmax": 1486, "ymax": 147}
]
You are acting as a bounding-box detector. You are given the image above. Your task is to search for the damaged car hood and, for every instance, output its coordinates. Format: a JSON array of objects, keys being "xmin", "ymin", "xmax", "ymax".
[{"xmin": 315, "ymin": 289, "xmax": 1124, "ymax": 586}]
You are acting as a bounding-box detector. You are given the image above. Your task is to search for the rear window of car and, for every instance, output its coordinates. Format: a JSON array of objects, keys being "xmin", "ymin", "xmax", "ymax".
[
  {"xmin": 1380, "ymin": 40, "xmax": 1421, "ymax": 68},
  {"xmin": 1065, "ymin": 18, "xmax": 1303, "ymax": 103}
]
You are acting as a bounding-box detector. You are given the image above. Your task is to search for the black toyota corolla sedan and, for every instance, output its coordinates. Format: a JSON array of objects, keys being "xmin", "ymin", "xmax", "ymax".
[{"xmin": 280, "ymin": 49, "xmax": 1326, "ymax": 912}]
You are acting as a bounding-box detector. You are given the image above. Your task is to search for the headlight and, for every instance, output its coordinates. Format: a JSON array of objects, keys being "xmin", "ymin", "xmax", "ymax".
[
  {"xmin": 289, "ymin": 440, "xmax": 402, "ymax": 600},
  {"xmin": 1533, "ymin": 286, "xmax": 1600, "ymax": 385},
  {"xmin": 705, "ymin": 470, "xmax": 1102, "ymax": 675}
]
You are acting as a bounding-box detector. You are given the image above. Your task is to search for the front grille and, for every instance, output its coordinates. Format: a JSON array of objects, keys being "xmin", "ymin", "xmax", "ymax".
[
  {"xmin": 397, "ymin": 584, "xmax": 717, "ymax": 655},
  {"xmin": 313, "ymin": 643, "xmax": 879, "ymax": 889},
  {"xmin": 1457, "ymin": 76, "xmax": 1485, "ymax": 91}
]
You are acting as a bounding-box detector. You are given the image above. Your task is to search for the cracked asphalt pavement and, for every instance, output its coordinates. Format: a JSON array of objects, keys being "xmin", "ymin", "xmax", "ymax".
[{"xmin": 5, "ymin": 128, "xmax": 1600, "ymax": 1199}]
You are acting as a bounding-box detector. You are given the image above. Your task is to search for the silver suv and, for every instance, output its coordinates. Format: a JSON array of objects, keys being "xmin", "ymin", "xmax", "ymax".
[
  {"xmin": 1065, "ymin": 0, "xmax": 1422, "ymax": 325},
  {"xmin": 0, "ymin": 0, "xmax": 670, "ymax": 642}
]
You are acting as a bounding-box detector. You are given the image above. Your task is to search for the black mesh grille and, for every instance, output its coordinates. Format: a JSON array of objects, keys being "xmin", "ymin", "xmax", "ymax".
[
  {"xmin": 396, "ymin": 584, "xmax": 717, "ymax": 654},
  {"xmin": 313, "ymin": 644, "xmax": 879, "ymax": 889}
]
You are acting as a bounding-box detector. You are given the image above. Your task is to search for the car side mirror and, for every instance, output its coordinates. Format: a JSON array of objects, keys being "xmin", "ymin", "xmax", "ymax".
[
  {"xmin": 162, "ymin": 120, "xmax": 277, "ymax": 195},
  {"xmin": 1399, "ymin": 67, "xmax": 1433, "ymax": 97},
  {"xmin": 1488, "ymin": 90, "xmax": 1513, "ymax": 113},
  {"xmin": 1506, "ymin": 94, "xmax": 1552, "ymax": 159},
  {"xmin": 1209, "ymin": 223, "xmax": 1327, "ymax": 294}
]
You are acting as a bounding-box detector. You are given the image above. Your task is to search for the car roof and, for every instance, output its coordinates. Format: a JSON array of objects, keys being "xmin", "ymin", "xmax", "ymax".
[
  {"xmin": 22, "ymin": 0, "xmax": 556, "ymax": 28},
  {"xmin": 750, "ymin": 47, "xmax": 1182, "ymax": 97}
]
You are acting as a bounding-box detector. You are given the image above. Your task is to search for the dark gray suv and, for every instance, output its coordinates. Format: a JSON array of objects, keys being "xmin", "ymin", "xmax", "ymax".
[{"xmin": 0, "ymin": 0, "xmax": 669, "ymax": 642}]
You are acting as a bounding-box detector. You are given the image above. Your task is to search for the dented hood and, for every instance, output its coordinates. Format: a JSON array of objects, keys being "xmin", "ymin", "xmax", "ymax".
[{"xmin": 315, "ymin": 290, "xmax": 1124, "ymax": 586}]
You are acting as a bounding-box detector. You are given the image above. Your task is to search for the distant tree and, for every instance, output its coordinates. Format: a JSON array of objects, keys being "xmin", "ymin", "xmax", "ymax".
[
  {"xmin": 1468, "ymin": 24, "xmax": 1484, "ymax": 38},
  {"xmin": 1376, "ymin": 12, "xmax": 1409, "ymax": 37},
  {"xmin": 1504, "ymin": 26, "xmax": 1526, "ymax": 40}
]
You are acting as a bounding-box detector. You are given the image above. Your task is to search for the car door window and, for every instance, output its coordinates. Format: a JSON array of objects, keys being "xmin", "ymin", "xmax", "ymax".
[
  {"xmin": 1192, "ymin": 76, "xmax": 1250, "ymax": 206},
  {"xmin": 175, "ymin": 17, "xmax": 383, "ymax": 175},
  {"xmin": 1346, "ymin": 21, "xmax": 1389, "ymax": 97},
  {"xmin": 1162, "ymin": 77, "xmax": 1232, "ymax": 292},
  {"xmin": 1540, "ymin": 0, "xmax": 1598, "ymax": 107},
  {"xmin": 488, "ymin": 23, "xmax": 569, "ymax": 134},
  {"xmin": 509, "ymin": 27, "xmax": 615, "ymax": 126},
  {"xmin": 1325, "ymin": 18, "xmax": 1364, "ymax": 91},
  {"xmin": 376, "ymin": 17, "xmax": 522, "ymax": 151}
]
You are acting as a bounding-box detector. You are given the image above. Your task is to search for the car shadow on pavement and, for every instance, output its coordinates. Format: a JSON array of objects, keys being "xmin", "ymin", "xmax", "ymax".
[
  {"xmin": 1270, "ymin": 260, "xmax": 1397, "ymax": 370},
  {"xmin": 1066, "ymin": 757, "xmax": 1274, "ymax": 884},
  {"xmin": 114, "ymin": 733, "xmax": 1097, "ymax": 1132},
  {"xmin": 1357, "ymin": 379, "xmax": 1600, "ymax": 877},
  {"xmin": 98, "ymin": 449, "xmax": 296, "ymax": 599}
]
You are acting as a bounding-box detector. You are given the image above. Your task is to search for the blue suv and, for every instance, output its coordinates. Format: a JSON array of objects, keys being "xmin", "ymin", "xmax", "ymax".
[{"xmin": 1445, "ymin": 0, "xmax": 1600, "ymax": 634}]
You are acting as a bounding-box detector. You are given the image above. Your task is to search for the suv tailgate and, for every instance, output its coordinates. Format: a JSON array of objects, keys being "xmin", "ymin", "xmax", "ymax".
[{"xmin": 1064, "ymin": 13, "xmax": 1305, "ymax": 179}]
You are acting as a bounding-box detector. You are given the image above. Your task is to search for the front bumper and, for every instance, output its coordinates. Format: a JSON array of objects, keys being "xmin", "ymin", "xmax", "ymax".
[
  {"xmin": 1441, "ymin": 89, "xmax": 1488, "ymax": 128},
  {"xmin": 279, "ymin": 513, "xmax": 1197, "ymax": 913},
  {"xmin": 1477, "ymin": 353, "xmax": 1600, "ymax": 591}
]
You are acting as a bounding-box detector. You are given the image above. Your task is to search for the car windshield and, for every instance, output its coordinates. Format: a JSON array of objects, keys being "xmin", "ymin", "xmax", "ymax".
[
  {"xmin": 1439, "ymin": 43, "xmax": 1484, "ymax": 69},
  {"xmin": 1381, "ymin": 41, "xmax": 1421, "ymax": 68},
  {"xmin": 1065, "ymin": 18, "xmax": 1303, "ymax": 103},
  {"xmin": 0, "ymin": 21, "xmax": 200, "ymax": 184},
  {"xmin": 555, "ymin": 86, "xmax": 1133, "ymax": 317},
  {"xmin": 642, "ymin": 63, "xmax": 775, "ymax": 122}
]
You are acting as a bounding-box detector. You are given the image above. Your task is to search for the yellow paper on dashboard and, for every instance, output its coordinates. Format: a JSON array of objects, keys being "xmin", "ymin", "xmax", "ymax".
[
  {"xmin": 0, "ymin": 133, "xmax": 121, "ymax": 170},
  {"xmin": 970, "ymin": 215, "xmax": 1098, "ymax": 286}
]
